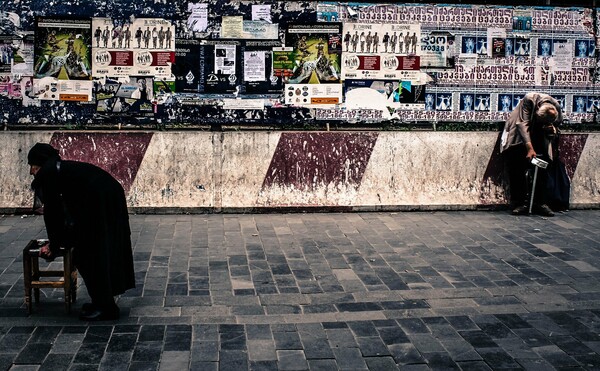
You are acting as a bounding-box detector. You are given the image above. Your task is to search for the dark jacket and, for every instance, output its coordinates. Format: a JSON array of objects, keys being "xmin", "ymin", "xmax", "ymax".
[{"xmin": 32, "ymin": 159, "xmax": 135, "ymax": 297}]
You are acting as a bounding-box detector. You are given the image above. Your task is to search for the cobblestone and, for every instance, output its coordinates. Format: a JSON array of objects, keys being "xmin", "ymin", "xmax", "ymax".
[{"xmin": 0, "ymin": 211, "xmax": 599, "ymax": 369}]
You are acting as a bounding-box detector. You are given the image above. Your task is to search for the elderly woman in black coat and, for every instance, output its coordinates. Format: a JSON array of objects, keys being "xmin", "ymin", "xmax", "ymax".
[{"xmin": 27, "ymin": 143, "xmax": 135, "ymax": 321}]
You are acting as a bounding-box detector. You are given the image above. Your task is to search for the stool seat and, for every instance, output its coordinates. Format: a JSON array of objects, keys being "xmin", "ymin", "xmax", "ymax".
[{"xmin": 23, "ymin": 239, "xmax": 77, "ymax": 314}]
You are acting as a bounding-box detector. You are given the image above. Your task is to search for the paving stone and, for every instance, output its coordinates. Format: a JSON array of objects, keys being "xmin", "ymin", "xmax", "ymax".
[
  {"xmin": 514, "ymin": 358, "xmax": 557, "ymax": 371},
  {"xmin": 300, "ymin": 337, "xmax": 334, "ymax": 360},
  {"xmin": 476, "ymin": 348, "xmax": 522, "ymax": 369},
  {"xmin": 397, "ymin": 318, "xmax": 430, "ymax": 334},
  {"xmin": 347, "ymin": 321, "xmax": 378, "ymax": 337},
  {"xmin": 249, "ymin": 360, "xmax": 279, "ymax": 371},
  {"xmin": 99, "ymin": 351, "xmax": 132, "ymax": 371},
  {"xmin": 39, "ymin": 353, "xmax": 74, "ymax": 371},
  {"xmin": 219, "ymin": 350, "xmax": 249, "ymax": 371},
  {"xmin": 364, "ymin": 356, "xmax": 398, "ymax": 370},
  {"xmin": 533, "ymin": 345, "xmax": 579, "ymax": 368},
  {"xmin": 49, "ymin": 333, "xmax": 85, "ymax": 354},
  {"xmin": 189, "ymin": 361, "xmax": 218, "ymax": 371},
  {"xmin": 325, "ymin": 328, "xmax": 357, "ymax": 348},
  {"xmin": 422, "ymin": 352, "xmax": 460, "ymax": 369},
  {"xmin": 355, "ymin": 336, "xmax": 390, "ymax": 357},
  {"xmin": 277, "ymin": 350, "xmax": 309, "ymax": 371},
  {"xmin": 459, "ymin": 330, "xmax": 499, "ymax": 349},
  {"xmin": 247, "ymin": 340, "xmax": 277, "ymax": 361},
  {"xmin": 220, "ymin": 330, "xmax": 246, "ymax": 350},
  {"xmin": 332, "ymin": 347, "xmax": 367, "ymax": 370},
  {"xmin": 388, "ymin": 343, "xmax": 425, "ymax": 365},
  {"xmin": 106, "ymin": 333, "xmax": 137, "ymax": 352},
  {"xmin": 191, "ymin": 340, "xmax": 219, "ymax": 363},
  {"xmin": 14, "ymin": 343, "xmax": 51, "ymax": 364},
  {"xmin": 132, "ymin": 343, "xmax": 162, "ymax": 363}
]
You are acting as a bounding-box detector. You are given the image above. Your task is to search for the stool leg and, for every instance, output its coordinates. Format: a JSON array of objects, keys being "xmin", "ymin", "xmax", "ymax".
[
  {"xmin": 32, "ymin": 257, "xmax": 40, "ymax": 304},
  {"xmin": 23, "ymin": 251, "xmax": 32, "ymax": 314},
  {"xmin": 63, "ymin": 250, "xmax": 71, "ymax": 313},
  {"xmin": 71, "ymin": 270, "xmax": 77, "ymax": 304}
]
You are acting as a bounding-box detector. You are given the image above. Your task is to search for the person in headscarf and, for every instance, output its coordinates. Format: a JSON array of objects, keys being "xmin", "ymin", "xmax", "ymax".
[{"xmin": 27, "ymin": 143, "xmax": 135, "ymax": 321}]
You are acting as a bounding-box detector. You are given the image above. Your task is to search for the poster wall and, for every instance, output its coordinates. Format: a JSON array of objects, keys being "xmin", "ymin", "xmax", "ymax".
[
  {"xmin": 0, "ymin": 2, "xmax": 598, "ymax": 126},
  {"xmin": 314, "ymin": 3, "xmax": 598, "ymax": 123}
]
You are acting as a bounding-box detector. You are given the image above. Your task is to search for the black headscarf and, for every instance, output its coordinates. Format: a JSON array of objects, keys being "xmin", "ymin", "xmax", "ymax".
[{"xmin": 27, "ymin": 143, "xmax": 61, "ymax": 166}]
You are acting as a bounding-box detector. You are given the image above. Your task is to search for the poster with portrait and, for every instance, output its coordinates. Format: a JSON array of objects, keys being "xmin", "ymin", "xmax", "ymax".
[
  {"xmin": 420, "ymin": 31, "xmax": 456, "ymax": 68},
  {"xmin": 95, "ymin": 76, "xmax": 154, "ymax": 114},
  {"xmin": 92, "ymin": 17, "xmax": 175, "ymax": 79},
  {"xmin": 341, "ymin": 23, "xmax": 421, "ymax": 80},
  {"xmin": 285, "ymin": 23, "xmax": 342, "ymax": 84},
  {"xmin": 344, "ymin": 79, "xmax": 425, "ymax": 115}
]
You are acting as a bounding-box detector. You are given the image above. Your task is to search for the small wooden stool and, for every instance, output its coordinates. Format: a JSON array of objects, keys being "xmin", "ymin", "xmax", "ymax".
[{"xmin": 23, "ymin": 239, "xmax": 77, "ymax": 314}]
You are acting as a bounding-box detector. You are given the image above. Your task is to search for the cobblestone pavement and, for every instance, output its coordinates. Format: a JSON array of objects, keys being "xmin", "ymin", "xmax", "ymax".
[{"xmin": 1, "ymin": 211, "xmax": 600, "ymax": 370}]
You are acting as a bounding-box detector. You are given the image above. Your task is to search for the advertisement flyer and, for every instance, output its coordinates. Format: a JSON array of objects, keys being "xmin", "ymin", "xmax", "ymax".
[
  {"xmin": 92, "ymin": 17, "xmax": 175, "ymax": 79},
  {"xmin": 272, "ymin": 47, "xmax": 295, "ymax": 79},
  {"xmin": 174, "ymin": 38, "xmax": 201, "ymax": 93},
  {"xmin": 341, "ymin": 22, "xmax": 421, "ymax": 80},
  {"xmin": 0, "ymin": 35, "xmax": 17, "ymax": 75},
  {"xmin": 285, "ymin": 23, "xmax": 342, "ymax": 84},
  {"xmin": 11, "ymin": 33, "xmax": 35, "ymax": 76},
  {"xmin": 34, "ymin": 17, "xmax": 93, "ymax": 101},
  {"xmin": 187, "ymin": 3, "xmax": 208, "ymax": 32},
  {"xmin": 345, "ymin": 79, "xmax": 426, "ymax": 111},
  {"xmin": 198, "ymin": 39, "xmax": 242, "ymax": 94},
  {"xmin": 242, "ymin": 40, "xmax": 283, "ymax": 95},
  {"xmin": 420, "ymin": 31, "xmax": 456, "ymax": 68},
  {"xmin": 284, "ymin": 83, "xmax": 342, "ymax": 106},
  {"xmin": 242, "ymin": 21, "xmax": 278, "ymax": 40},
  {"xmin": 94, "ymin": 76, "xmax": 154, "ymax": 114}
]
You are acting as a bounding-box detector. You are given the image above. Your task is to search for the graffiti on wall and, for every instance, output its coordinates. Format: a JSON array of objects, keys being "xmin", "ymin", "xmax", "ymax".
[{"xmin": 0, "ymin": 1, "xmax": 598, "ymax": 127}]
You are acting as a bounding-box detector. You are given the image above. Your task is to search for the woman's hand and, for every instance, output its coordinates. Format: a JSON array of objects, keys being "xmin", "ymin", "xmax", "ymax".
[{"xmin": 39, "ymin": 244, "xmax": 55, "ymax": 262}]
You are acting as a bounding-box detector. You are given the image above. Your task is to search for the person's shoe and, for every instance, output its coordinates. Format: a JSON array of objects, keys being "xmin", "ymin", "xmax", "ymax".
[
  {"xmin": 79, "ymin": 305, "xmax": 120, "ymax": 321},
  {"xmin": 80, "ymin": 303, "xmax": 95, "ymax": 316},
  {"xmin": 535, "ymin": 204, "xmax": 555, "ymax": 217},
  {"xmin": 512, "ymin": 205, "xmax": 529, "ymax": 215}
]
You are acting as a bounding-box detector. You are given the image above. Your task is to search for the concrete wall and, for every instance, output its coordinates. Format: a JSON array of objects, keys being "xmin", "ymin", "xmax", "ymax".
[{"xmin": 1, "ymin": 131, "xmax": 598, "ymax": 213}]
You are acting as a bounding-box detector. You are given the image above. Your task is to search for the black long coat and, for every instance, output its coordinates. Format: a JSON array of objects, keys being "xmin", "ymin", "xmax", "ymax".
[{"xmin": 33, "ymin": 159, "xmax": 135, "ymax": 299}]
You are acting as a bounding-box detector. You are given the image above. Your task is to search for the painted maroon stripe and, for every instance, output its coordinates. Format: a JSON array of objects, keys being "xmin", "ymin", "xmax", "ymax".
[
  {"xmin": 558, "ymin": 134, "xmax": 588, "ymax": 180},
  {"xmin": 262, "ymin": 132, "xmax": 378, "ymax": 192},
  {"xmin": 49, "ymin": 132, "xmax": 153, "ymax": 193},
  {"xmin": 480, "ymin": 133, "xmax": 589, "ymax": 205},
  {"xmin": 479, "ymin": 133, "xmax": 505, "ymax": 205}
]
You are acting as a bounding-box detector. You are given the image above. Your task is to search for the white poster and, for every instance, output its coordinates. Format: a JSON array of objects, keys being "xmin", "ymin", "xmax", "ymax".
[
  {"xmin": 244, "ymin": 50, "xmax": 265, "ymax": 82},
  {"xmin": 187, "ymin": 3, "xmax": 208, "ymax": 32},
  {"xmin": 552, "ymin": 41, "xmax": 573, "ymax": 72},
  {"xmin": 215, "ymin": 44, "xmax": 236, "ymax": 75},
  {"xmin": 252, "ymin": 5, "xmax": 272, "ymax": 23}
]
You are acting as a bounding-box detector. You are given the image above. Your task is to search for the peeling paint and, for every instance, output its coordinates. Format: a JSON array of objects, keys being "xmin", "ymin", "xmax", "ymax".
[{"xmin": 3, "ymin": 132, "xmax": 600, "ymax": 211}]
